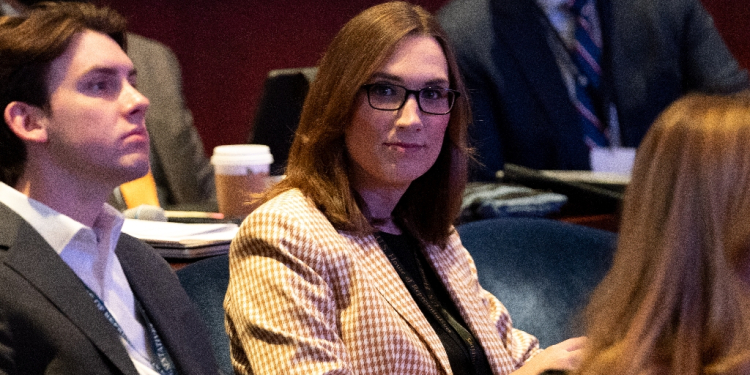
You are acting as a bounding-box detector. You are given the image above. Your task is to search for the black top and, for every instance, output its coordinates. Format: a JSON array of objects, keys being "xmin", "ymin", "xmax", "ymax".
[{"xmin": 377, "ymin": 232, "xmax": 493, "ymax": 375}]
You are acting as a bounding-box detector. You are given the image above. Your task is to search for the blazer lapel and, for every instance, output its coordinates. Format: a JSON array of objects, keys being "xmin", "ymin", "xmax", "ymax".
[
  {"xmin": 492, "ymin": 0, "xmax": 580, "ymax": 132},
  {"xmin": 423, "ymin": 234, "xmax": 518, "ymax": 374},
  {"xmin": 0, "ymin": 204, "xmax": 139, "ymax": 375},
  {"xmin": 115, "ymin": 234, "xmax": 219, "ymax": 375},
  {"xmin": 343, "ymin": 232, "xmax": 453, "ymax": 373}
]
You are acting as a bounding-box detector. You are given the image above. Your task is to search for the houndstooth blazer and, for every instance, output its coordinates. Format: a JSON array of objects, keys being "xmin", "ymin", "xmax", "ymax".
[{"xmin": 224, "ymin": 189, "xmax": 540, "ymax": 374}]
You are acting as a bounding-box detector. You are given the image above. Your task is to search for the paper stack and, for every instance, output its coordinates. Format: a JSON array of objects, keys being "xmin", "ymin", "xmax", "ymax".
[{"xmin": 122, "ymin": 219, "xmax": 239, "ymax": 259}]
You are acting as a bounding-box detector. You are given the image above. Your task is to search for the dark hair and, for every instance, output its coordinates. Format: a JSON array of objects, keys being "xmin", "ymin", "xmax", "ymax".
[
  {"xmin": 263, "ymin": 1, "xmax": 471, "ymax": 246},
  {"xmin": 0, "ymin": 1, "xmax": 127, "ymax": 186}
]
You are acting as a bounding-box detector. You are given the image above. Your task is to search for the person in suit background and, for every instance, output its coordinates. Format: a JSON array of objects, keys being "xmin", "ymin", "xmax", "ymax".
[
  {"xmin": 225, "ymin": 2, "xmax": 584, "ymax": 374},
  {"xmin": 1, "ymin": 0, "xmax": 217, "ymax": 210},
  {"xmin": 125, "ymin": 32, "xmax": 216, "ymax": 210},
  {"xmin": 438, "ymin": 0, "xmax": 749, "ymax": 180},
  {"xmin": 0, "ymin": 3, "xmax": 219, "ymax": 373},
  {"xmin": 575, "ymin": 93, "xmax": 750, "ymax": 374}
]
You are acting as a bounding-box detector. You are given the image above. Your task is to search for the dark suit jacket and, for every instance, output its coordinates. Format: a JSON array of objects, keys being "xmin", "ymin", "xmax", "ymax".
[
  {"xmin": 0, "ymin": 203, "xmax": 220, "ymax": 374},
  {"xmin": 438, "ymin": 0, "xmax": 749, "ymax": 180},
  {"xmin": 126, "ymin": 34, "xmax": 216, "ymax": 210}
]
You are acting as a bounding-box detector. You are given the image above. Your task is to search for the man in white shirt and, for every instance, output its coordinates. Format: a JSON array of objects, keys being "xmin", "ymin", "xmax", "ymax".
[{"xmin": 0, "ymin": 3, "xmax": 219, "ymax": 374}]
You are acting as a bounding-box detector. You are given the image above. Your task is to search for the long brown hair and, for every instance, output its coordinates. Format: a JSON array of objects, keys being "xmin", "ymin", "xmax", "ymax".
[
  {"xmin": 263, "ymin": 1, "xmax": 471, "ymax": 246},
  {"xmin": 577, "ymin": 93, "xmax": 750, "ymax": 375},
  {"xmin": 0, "ymin": 1, "xmax": 127, "ymax": 186}
]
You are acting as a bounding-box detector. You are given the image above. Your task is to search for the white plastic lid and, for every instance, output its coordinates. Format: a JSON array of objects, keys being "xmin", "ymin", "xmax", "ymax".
[{"xmin": 210, "ymin": 144, "xmax": 274, "ymax": 166}]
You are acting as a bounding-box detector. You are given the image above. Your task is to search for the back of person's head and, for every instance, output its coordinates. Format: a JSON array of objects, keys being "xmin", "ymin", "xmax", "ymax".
[
  {"xmin": 269, "ymin": 1, "xmax": 470, "ymax": 245},
  {"xmin": 0, "ymin": 1, "xmax": 126, "ymax": 186},
  {"xmin": 578, "ymin": 92, "xmax": 750, "ymax": 375}
]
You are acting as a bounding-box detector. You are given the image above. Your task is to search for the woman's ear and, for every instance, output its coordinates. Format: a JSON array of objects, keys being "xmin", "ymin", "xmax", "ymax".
[{"xmin": 4, "ymin": 101, "xmax": 49, "ymax": 143}]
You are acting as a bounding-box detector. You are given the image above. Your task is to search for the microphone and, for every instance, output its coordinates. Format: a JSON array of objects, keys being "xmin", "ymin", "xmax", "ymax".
[{"xmin": 123, "ymin": 205, "xmax": 168, "ymax": 222}]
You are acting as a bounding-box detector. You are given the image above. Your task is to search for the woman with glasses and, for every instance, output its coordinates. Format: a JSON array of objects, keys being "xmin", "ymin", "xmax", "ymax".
[{"xmin": 224, "ymin": 2, "xmax": 583, "ymax": 374}]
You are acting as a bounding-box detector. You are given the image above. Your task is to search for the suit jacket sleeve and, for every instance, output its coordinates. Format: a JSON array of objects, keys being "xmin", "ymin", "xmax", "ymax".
[
  {"xmin": 0, "ymin": 304, "xmax": 16, "ymax": 375},
  {"xmin": 679, "ymin": 0, "xmax": 748, "ymax": 92},
  {"xmin": 457, "ymin": 50, "xmax": 508, "ymax": 182},
  {"xmin": 439, "ymin": 1, "xmax": 508, "ymax": 181}
]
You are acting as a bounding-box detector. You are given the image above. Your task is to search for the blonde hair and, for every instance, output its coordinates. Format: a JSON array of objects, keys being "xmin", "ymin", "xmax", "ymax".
[{"xmin": 577, "ymin": 93, "xmax": 750, "ymax": 375}]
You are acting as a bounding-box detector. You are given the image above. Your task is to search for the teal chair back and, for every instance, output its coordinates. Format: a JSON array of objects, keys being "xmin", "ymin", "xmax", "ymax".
[
  {"xmin": 456, "ymin": 218, "xmax": 616, "ymax": 347},
  {"xmin": 176, "ymin": 254, "xmax": 232, "ymax": 374}
]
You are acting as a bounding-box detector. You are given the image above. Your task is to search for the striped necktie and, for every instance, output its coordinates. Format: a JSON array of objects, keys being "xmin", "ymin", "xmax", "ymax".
[{"xmin": 568, "ymin": 0, "xmax": 608, "ymax": 147}]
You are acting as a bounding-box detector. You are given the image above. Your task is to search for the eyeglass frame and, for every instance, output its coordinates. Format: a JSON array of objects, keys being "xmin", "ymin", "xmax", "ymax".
[{"xmin": 361, "ymin": 83, "xmax": 461, "ymax": 115}]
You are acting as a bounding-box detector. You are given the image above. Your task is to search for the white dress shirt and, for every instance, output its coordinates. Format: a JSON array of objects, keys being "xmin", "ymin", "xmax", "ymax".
[
  {"xmin": 536, "ymin": 0, "xmax": 577, "ymax": 45},
  {"xmin": 0, "ymin": 1, "xmax": 20, "ymax": 16},
  {"xmin": 0, "ymin": 182, "xmax": 160, "ymax": 375}
]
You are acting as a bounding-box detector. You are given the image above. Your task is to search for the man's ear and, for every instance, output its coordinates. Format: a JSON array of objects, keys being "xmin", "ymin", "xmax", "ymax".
[{"xmin": 4, "ymin": 101, "xmax": 49, "ymax": 143}]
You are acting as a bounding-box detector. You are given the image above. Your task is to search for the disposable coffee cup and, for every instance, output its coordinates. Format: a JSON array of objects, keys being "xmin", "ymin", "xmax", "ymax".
[{"xmin": 210, "ymin": 144, "xmax": 274, "ymax": 220}]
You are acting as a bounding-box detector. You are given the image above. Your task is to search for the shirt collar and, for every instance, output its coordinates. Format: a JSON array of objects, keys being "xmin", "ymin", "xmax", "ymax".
[
  {"xmin": 536, "ymin": 0, "xmax": 570, "ymax": 11},
  {"xmin": 0, "ymin": 1, "xmax": 23, "ymax": 16},
  {"xmin": 0, "ymin": 181, "xmax": 124, "ymax": 254},
  {"xmin": 536, "ymin": 0, "xmax": 568, "ymax": 18}
]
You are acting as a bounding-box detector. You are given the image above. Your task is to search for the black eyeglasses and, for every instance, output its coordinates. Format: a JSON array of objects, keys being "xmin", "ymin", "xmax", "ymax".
[{"xmin": 361, "ymin": 83, "xmax": 461, "ymax": 115}]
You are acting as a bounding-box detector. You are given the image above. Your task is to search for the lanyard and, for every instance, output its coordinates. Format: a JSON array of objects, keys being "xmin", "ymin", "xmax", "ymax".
[
  {"xmin": 375, "ymin": 233, "xmax": 481, "ymax": 373},
  {"xmin": 84, "ymin": 286, "xmax": 176, "ymax": 375}
]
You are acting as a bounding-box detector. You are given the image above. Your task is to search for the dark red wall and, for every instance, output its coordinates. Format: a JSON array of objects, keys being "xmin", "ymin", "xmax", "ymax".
[
  {"xmin": 101, "ymin": 0, "xmax": 749, "ymax": 155},
  {"xmin": 702, "ymin": 0, "xmax": 750, "ymax": 69}
]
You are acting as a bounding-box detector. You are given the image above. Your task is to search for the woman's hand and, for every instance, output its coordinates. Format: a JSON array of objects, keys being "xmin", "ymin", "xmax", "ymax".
[{"xmin": 510, "ymin": 336, "xmax": 587, "ymax": 375}]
